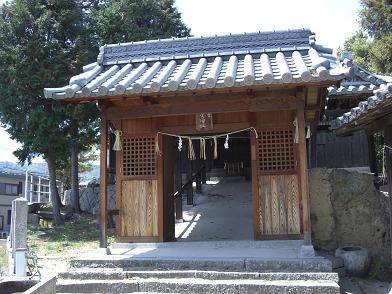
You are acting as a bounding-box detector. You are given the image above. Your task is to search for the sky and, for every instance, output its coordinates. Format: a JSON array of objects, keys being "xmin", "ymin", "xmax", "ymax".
[{"xmin": 0, "ymin": 0, "xmax": 362, "ymax": 163}]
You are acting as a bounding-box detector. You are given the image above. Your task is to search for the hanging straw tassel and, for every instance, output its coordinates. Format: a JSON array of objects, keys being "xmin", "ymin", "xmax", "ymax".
[
  {"xmin": 112, "ymin": 130, "xmax": 123, "ymax": 151},
  {"xmin": 293, "ymin": 117, "xmax": 299, "ymax": 143},
  {"xmin": 155, "ymin": 133, "xmax": 162, "ymax": 155},
  {"xmin": 200, "ymin": 138, "xmax": 206, "ymax": 160},
  {"xmin": 213, "ymin": 137, "xmax": 218, "ymax": 159},
  {"xmin": 188, "ymin": 138, "xmax": 196, "ymax": 160},
  {"xmin": 306, "ymin": 126, "xmax": 311, "ymax": 139}
]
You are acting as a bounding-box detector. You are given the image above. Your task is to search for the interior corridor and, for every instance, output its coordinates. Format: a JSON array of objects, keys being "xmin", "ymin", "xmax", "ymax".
[{"xmin": 175, "ymin": 177, "xmax": 253, "ymax": 241}]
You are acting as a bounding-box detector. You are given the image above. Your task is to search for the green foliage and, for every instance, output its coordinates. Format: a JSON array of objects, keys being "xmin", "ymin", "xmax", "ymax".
[
  {"xmin": 369, "ymin": 34, "xmax": 392, "ymax": 75},
  {"xmin": 0, "ymin": 244, "xmax": 7, "ymax": 276},
  {"xmin": 0, "ymin": 0, "xmax": 93, "ymax": 163},
  {"xmin": 57, "ymin": 150, "xmax": 98, "ymax": 190},
  {"xmin": 339, "ymin": 31, "xmax": 374, "ymax": 71},
  {"xmin": 340, "ymin": 1, "xmax": 392, "ymax": 75},
  {"xmin": 88, "ymin": 0, "xmax": 190, "ymax": 45},
  {"xmin": 359, "ymin": 0, "xmax": 392, "ymax": 39}
]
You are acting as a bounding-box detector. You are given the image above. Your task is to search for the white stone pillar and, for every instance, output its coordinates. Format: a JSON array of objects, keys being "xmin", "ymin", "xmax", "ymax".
[{"xmin": 12, "ymin": 197, "xmax": 28, "ymax": 277}]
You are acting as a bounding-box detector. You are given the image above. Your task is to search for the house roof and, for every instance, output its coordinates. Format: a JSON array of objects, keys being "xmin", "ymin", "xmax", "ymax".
[
  {"xmin": 44, "ymin": 29, "xmax": 354, "ymax": 101},
  {"xmin": 327, "ymin": 52, "xmax": 389, "ymax": 97},
  {"xmin": 331, "ymin": 84, "xmax": 392, "ymax": 134},
  {"xmin": 0, "ymin": 161, "xmax": 49, "ymax": 180}
]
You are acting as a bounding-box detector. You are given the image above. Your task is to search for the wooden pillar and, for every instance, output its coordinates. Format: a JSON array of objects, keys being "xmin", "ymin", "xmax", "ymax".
[
  {"xmin": 201, "ymin": 162, "xmax": 207, "ymax": 184},
  {"xmin": 163, "ymin": 136, "xmax": 175, "ymax": 241},
  {"xmin": 186, "ymin": 159, "xmax": 193, "ymax": 205},
  {"xmin": 384, "ymin": 127, "xmax": 392, "ymax": 263},
  {"xmin": 250, "ymin": 129, "xmax": 260, "ymax": 240},
  {"xmin": 174, "ymin": 145, "xmax": 183, "ymax": 220},
  {"xmin": 310, "ymin": 123, "xmax": 318, "ymax": 168},
  {"xmin": 196, "ymin": 159, "xmax": 202, "ymax": 194},
  {"xmin": 99, "ymin": 105, "xmax": 108, "ymax": 248},
  {"xmin": 367, "ymin": 133, "xmax": 378, "ymax": 176},
  {"xmin": 297, "ymin": 104, "xmax": 311, "ymax": 245}
]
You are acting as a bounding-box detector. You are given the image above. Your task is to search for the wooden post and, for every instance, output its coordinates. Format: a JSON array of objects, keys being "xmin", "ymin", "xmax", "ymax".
[
  {"xmin": 250, "ymin": 129, "xmax": 260, "ymax": 240},
  {"xmin": 163, "ymin": 136, "xmax": 175, "ymax": 241},
  {"xmin": 186, "ymin": 159, "xmax": 193, "ymax": 205},
  {"xmin": 297, "ymin": 103, "xmax": 311, "ymax": 245},
  {"xmin": 99, "ymin": 105, "xmax": 108, "ymax": 248},
  {"xmin": 174, "ymin": 145, "xmax": 183, "ymax": 220},
  {"xmin": 384, "ymin": 127, "xmax": 392, "ymax": 264},
  {"xmin": 367, "ymin": 133, "xmax": 378, "ymax": 177},
  {"xmin": 201, "ymin": 162, "xmax": 207, "ymax": 184},
  {"xmin": 309, "ymin": 123, "xmax": 318, "ymax": 168},
  {"xmin": 196, "ymin": 158, "xmax": 202, "ymax": 194}
]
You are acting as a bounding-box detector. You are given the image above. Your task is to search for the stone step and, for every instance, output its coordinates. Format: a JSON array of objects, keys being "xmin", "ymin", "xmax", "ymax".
[
  {"xmin": 70, "ymin": 257, "xmax": 332, "ymax": 273},
  {"xmin": 56, "ymin": 278, "xmax": 340, "ymax": 294},
  {"xmin": 58, "ymin": 270, "xmax": 339, "ymax": 282}
]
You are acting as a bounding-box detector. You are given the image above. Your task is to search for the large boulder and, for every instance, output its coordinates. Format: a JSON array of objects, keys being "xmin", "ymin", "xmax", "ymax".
[{"xmin": 309, "ymin": 168, "xmax": 390, "ymax": 260}]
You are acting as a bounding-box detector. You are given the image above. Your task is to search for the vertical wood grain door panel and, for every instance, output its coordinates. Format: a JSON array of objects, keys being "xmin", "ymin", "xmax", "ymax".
[
  {"xmin": 120, "ymin": 180, "xmax": 158, "ymax": 237},
  {"xmin": 118, "ymin": 131, "xmax": 159, "ymax": 240},
  {"xmin": 255, "ymin": 127, "xmax": 302, "ymax": 238},
  {"xmin": 258, "ymin": 174, "xmax": 300, "ymax": 236}
]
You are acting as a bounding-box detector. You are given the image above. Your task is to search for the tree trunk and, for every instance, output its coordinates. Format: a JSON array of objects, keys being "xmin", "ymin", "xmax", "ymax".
[
  {"xmin": 47, "ymin": 152, "xmax": 64, "ymax": 226},
  {"xmin": 71, "ymin": 142, "xmax": 80, "ymax": 213}
]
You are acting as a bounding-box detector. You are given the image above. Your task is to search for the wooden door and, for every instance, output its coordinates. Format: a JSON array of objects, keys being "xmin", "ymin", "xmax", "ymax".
[
  {"xmin": 117, "ymin": 134, "xmax": 159, "ymax": 242},
  {"xmin": 252, "ymin": 127, "xmax": 302, "ymax": 239}
]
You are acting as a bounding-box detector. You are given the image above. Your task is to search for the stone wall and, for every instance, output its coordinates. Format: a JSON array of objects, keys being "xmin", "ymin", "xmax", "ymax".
[
  {"xmin": 63, "ymin": 185, "xmax": 115, "ymax": 215},
  {"xmin": 309, "ymin": 168, "xmax": 390, "ymax": 259}
]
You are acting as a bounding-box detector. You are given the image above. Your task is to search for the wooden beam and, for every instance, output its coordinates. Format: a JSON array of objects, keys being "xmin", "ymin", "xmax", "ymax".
[
  {"xmin": 60, "ymin": 80, "xmax": 336, "ymax": 104},
  {"xmin": 159, "ymin": 122, "xmax": 251, "ymax": 135},
  {"xmin": 99, "ymin": 104, "xmax": 108, "ymax": 248},
  {"xmin": 107, "ymin": 90, "xmax": 300, "ymax": 120},
  {"xmin": 324, "ymin": 109, "xmax": 350, "ymax": 118},
  {"xmin": 336, "ymin": 99, "xmax": 392, "ymax": 136},
  {"xmin": 297, "ymin": 103, "xmax": 311, "ymax": 245}
]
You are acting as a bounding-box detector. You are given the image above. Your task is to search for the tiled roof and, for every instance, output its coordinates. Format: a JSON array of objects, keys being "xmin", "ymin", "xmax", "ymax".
[
  {"xmin": 331, "ymin": 84, "xmax": 392, "ymax": 129},
  {"xmin": 327, "ymin": 52, "xmax": 389, "ymax": 97},
  {"xmin": 0, "ymin": 161, "xmax": 48, "ymax": 179},
  {"xmin": 44, "ymin": 29, "xmax": 354, "ymax": 100}
]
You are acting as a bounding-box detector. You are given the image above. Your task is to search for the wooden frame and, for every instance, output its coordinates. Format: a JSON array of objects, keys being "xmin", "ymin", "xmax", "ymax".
[
  {"xmin": 103, "ymin": 86, "xmax": 315, "ymax": 245},
  {"xmin": 99, "ymin": 104, "xmax": 108, "ymax": 248}
]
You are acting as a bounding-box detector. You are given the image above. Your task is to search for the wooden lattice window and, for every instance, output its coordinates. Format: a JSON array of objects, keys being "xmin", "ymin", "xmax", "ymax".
[
  {"xmin": 122, "ymin": 135, "xmax": 156, "ymax": 177},
  {"xmin": 257, "ymin": 129, "xmax": 296, "ymax": 173}
]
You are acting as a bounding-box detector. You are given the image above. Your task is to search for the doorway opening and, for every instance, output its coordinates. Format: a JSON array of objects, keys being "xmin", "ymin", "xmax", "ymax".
[{"xmin": 163, "ymin": 131, "xmax": 254, "ymax": 242}]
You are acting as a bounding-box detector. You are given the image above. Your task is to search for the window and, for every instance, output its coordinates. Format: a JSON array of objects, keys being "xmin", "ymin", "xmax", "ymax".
[
  {"xmin": 7, "ymin": 210, "xmax": 11, "ymax": 225},
  {"xmin": 0, "ymin": 216, "xmax": 3, "ymax": 230},
  {"xmin": 0, "ymin": 183, "xmax": 19, "ymax": 196}
]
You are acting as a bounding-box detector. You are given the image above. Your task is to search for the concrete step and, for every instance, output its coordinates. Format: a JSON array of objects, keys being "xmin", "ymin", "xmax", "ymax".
[
  {"xmin": 59, "ymin": 269, "xmax": 339, "ymax": 282},
  {"xmin": 70, "ymin": 257, "xmax": 332, "ymax": 272},
  {"xmin": 56, "ymin": 278, "xmax": 340, "ymax": 294}
]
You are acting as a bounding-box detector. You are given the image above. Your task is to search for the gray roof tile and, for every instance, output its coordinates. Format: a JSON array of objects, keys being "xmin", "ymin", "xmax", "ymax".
[{"xmin": 44, "ymin": 29, "xmax": 353, "ymax": 100}]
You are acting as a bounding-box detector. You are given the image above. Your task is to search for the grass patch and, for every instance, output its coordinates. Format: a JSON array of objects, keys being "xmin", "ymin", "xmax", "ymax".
[{"xmin": 27, "ymin": 214, "xmax": 114, "ymax": 261}]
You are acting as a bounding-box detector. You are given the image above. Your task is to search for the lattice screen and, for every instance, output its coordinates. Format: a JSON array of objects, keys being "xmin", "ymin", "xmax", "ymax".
[
  {"xmin": 122, "ymin": 136, "xmax": 156, "ymax": 177},
  {"xmin": 257, "ymin": 129, "xmax": 296, "ymax": 173}
]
